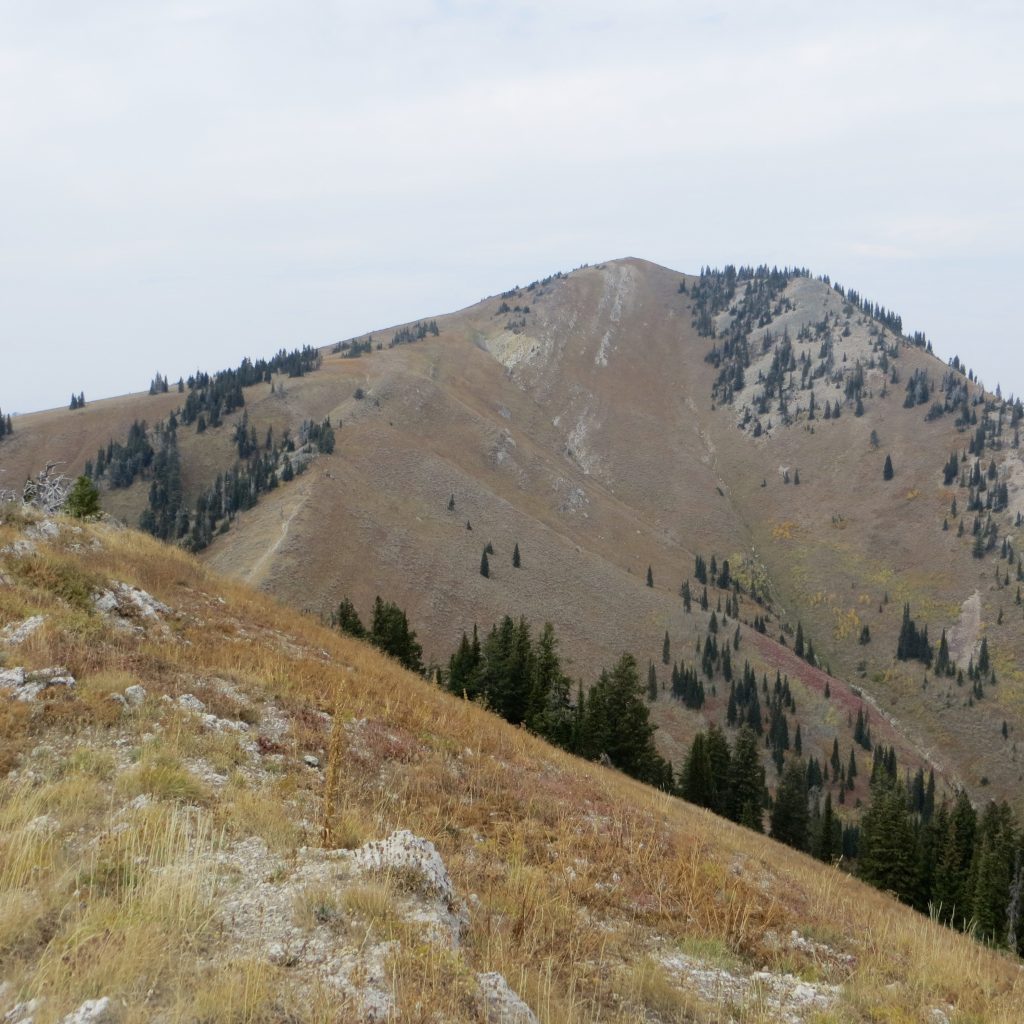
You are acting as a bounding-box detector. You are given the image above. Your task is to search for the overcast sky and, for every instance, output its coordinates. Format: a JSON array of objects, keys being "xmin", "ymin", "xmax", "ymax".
[{"xmin": 2, "ymin": 0, "xmax": 1022, "ymax": 414}]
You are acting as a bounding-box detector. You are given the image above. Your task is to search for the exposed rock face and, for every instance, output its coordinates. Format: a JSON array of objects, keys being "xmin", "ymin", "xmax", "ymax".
[
  {"xmin": 0, "ymin": 666, "xmax": 75, "ymax": 701},
  {"xmin": 476, "ymin": 972, "xmax": 539, "ymax": 1024},
  {"xmin": 659, "ymin": 951, "xmax": 839, "ymax": 1023},
  {"xmin": 123, "ymin": 684, "xmax": 147, "ymax": 706},
  {"xmin": 92, "ymin": 582, "xmax": 170, "ymax": 632},
  {"xmin": 209, "ymin": 829, "xmax": 496, "ymax": 1022},
  {"xmin": 0, "ymin": 616, "xmax": 45, "ymax": 646},
  {"xmin": 60, "ymin": 998, "xmax": 115, "ymax": 1024},
  {"xmin": 349, "ymin": 829, "xmax": 468, "ymax": 947}
]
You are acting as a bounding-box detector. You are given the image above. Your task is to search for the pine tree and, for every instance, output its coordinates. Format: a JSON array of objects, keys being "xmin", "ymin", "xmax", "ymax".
[
  {"xmin": 727, "ymin": 726, "xmax": 767, "ymax": 832},
  {"xmin": 771, "ymin": 758, "xmax": 810, "ymax": 852},
  {"xmin": 480, "ymin": 550, "xmax": 490, "ymax": 578},
  {"xmin": 935, "ymin": 629, "xmax": 952, "ymax": 675},
  {"xmin": 647, "ymin": 662, "xmax": 658, "ymax": 701},
  {"xmin": 978, "ymin": 637, "xmax": 990, "ymax": 676},
  {"xmin": 586, "ymin": 654, "xmax": 666, "ymax": 785},
  {"xmin": 858, "ymin": 774, "xmax": 918, "ymax": 902},
  {"xmin": 681, "ymin": 732, "xmax": 716, "ymax": 809},
  {"xmin": 332, "ymin": 597, "xmax": 366, "ymax": 638},
  {"xmin": 662, "ymin": 631, "xmax": 671, "ymax": 665},
  {"xmin": 646, "ymin": 565, "xmax": 654, "ymax": 588},
  {"xmin": 64, "ymin": 475, "xmax": 101, "ymax": 518},
  {"xmin": 369, "ymin": 596, "xmax": 424, "ymax": 674},
  {"xmin": 448, "ymin": 625, "xmax": 483, "ymax": 700},
  {"xmin": 932, "ymin": 790, "xmax": 978, "ymax": 928},
  {"xmin": 525, "ymin": 623, "xmax": 572, "ymax": 747},
  {"xmin": 705, "ymin": 725, "xmax": 731, "ymax": 816},
  {"xmin": 815, "ymin": 791, "xmax": 837, "ymax": 862},
  {"xmin": 969, "ymin": 801, "xmax": 1016, "ymax": 943},
  {"xmin": 883, "ymin": 454, "xmax": 895, "ymax": 480},
  {"xmin": 512, "ymin": 542, "xmax": 521, "ymax": 568},
  {"xmin": 478, "ymin": 617, "xmax": 533, "ymax": 726}
]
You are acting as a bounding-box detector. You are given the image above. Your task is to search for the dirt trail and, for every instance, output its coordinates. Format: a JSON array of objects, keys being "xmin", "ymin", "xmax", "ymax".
[
  {"xmin": 948, "ymin": 590, "xmax": 981, "ymax": 668},
  {"xmin": 244, "ymin": 483, "xmax": 310, "ymax": 586}
]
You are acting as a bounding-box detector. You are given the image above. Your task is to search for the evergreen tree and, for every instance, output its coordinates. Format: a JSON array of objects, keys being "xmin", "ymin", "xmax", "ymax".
[
  {"xmin": 933, "ymin": 790, "xmax": 978, "ymax": 928},
  {"xmin": 814, "ymin": 792, "xmax": 838, "ymax": 862},
  {"xmin": 369, "ymin": 596, "xmax": 424, "ymax": 673},
  {"xmin": 646, "ymin": 565, "xmax": 654, "ymax": 587},
  {"xmin": 480, "ymin": 549, "xmax": 490, "ymax": 578},
  {"xmin": 883, "ymin": 454, "xmax": 895, "ymax": 480},
  {"xmin": 525, "ymin": 622, "xmax": 572, "ymax": 747},
  {"xmin": 64, "ymin": 475, "xmax": 101, "ymax": 518},
  {"xmin": 512, "ymin": 542, "xmax": 521, "ymax": 568},
  {"xmin": 770, "ymin": 757, "xmax": 810, "ymax": 851},
  {"xmin": 978, "ymin": 637, "xmax": 990, "ymax": 676},
  {"xmin": 662, "ymin": 631, "xmax": 671, "ymax": 665},
  {"xmin": 586, "ymin": 653, "xmax": 667, "ymax": 785},
  {"xmin": 705, "ymin": 725, "xmax": 731, "ymax": 816},
  {"xmin": 447, "ymin": 625, "xmax": 483, "ymax": 700},
  {"xmin": 727, "ymin": 726, "xmax": 767, "ymax": 831},
  {"xmin": 332, "ymin": 597, "xmax": 366, "ymax": 638},
  {"xmin": 935, "ymin": 629, "xmax": 952, "ymax": 675},
  {"xmin": 858, "ymin": 773, "xmax": 918, "ymax": 902},
  {"xmin": 969, "ymin": 801, "xmax": 1016, "ymax": 943},
  {"xmin": 479, "ymin": 617, "xmax": 533, "ymax": 725},
  {"xmin": 680, "ymin": 732, "xmax": 716, "ymax": 809},
  {"xmin": 647, "ymin": 662, "xmax": 658, "ymax": 701}
]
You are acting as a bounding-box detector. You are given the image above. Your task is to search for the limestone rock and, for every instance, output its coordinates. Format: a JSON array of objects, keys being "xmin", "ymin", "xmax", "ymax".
[
  {"xmin": 476, "ymin": 972, "xmax": 538, "ymax": 1024},
  {"xmin": 59, "ymin": 997, "xmax": 114, "ymax": 1024},
  {"xmin": 0, "ymin": 616, "xmax": 45, "ymax": 646}
]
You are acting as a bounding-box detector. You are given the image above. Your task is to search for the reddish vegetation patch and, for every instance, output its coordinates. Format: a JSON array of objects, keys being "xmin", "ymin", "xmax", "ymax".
[
  {"xmin": 749, "ymin": 631, "xmax": 860, "ymax": 714},
  {"xmin": 347, "ymin": 717, "xmax": 425, "ymax": 769},
  {"xmin": 748, "ymin": 630, "xmax": 934, "ymax": 780}
]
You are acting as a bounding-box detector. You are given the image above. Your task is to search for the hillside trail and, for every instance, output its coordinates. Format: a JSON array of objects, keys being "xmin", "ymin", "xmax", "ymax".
[
  {"xmin": 243, "ymin": 478, "xmax": 311, "ymax": 586},
  {"xmin": 947, "ymin": 590, "xmax": 981, "ymax": 668}
]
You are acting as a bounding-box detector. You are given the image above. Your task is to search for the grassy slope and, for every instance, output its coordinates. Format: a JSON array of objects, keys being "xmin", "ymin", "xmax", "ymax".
[{"xmin": 1, "ymin": 508, "xmax": 1022, "ymax": 1022}]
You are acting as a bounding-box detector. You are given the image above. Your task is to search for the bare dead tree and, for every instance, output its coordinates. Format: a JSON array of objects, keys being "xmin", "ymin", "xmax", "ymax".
[{"xmin": 20, "ymin": 463, "xmax": 72, "ymax": 514}]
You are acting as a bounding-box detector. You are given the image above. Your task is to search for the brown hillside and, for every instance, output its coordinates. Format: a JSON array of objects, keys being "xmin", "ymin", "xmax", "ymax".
[{"xmin": 3, "ymin": 258, "xmax": 1023, "ymax": 814}]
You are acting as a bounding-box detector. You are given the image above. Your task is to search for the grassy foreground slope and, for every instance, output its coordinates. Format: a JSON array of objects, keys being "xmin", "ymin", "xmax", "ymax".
[{"xmin": 1, "ymin": 507, "xmax": 1022, "ymax": 1023}]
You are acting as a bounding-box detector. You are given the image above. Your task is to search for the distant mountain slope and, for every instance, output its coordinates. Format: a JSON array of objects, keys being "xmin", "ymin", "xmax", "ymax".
[{"xmin": 4, "ymin": 258, "xmax": 1024, "ymax": 818}]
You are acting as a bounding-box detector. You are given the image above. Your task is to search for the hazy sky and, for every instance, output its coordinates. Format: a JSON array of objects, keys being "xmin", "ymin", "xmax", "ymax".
[{"xmin": 2, "ymin": 1, "xmax": 1022, "ymax": 414}]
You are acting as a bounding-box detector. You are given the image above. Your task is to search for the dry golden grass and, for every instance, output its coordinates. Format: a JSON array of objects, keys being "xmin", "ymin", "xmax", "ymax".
[{"xmin": 1, "ymin": 508, "xmax": 1022, "ymax": 1022}]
